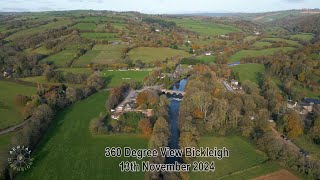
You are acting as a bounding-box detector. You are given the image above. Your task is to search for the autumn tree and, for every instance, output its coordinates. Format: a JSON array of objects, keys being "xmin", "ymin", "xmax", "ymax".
[
  {"xmin": 309, "ymin": 117, "xmax": 320, "ymax": 144},
  {"xmin": 138, "ymin": 119, "xmax": 152, "ymax": 135},
  {"xmin": 283, "ymin": 111, "xmax": 304, "ymax": 138}
]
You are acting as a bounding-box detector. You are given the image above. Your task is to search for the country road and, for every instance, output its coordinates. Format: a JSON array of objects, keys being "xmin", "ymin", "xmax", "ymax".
[{"xmin": 0, "ymin": 118, "xmax": 31, "ymax": 136}]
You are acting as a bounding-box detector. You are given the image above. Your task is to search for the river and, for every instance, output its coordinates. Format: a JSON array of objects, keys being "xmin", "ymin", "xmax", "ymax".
[{"xmin": 166, "ymin": 78, "xmax": 187, "ymax": 164}]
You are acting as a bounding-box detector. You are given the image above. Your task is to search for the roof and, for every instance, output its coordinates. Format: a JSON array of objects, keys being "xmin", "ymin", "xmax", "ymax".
[{"xmin": 303, "ymin": 98, "xmax": 320, "ymax": 105}]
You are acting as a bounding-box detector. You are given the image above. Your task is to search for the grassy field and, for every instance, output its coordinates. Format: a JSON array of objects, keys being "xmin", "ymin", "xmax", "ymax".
[
  {"xmin": 58, "ymin": 68, "xmax": 93, "ymax": 75},
  {"xmin": 0, "ymin": 81, "xmax": 36, "ymax": 129},
  {"xmin": 19, "ymin": 76, "xmax": 83, "ymax": 88},
  {"xmin": 17, "ymin": 92, "xmax": 148, "ymax": 180},
  {"xmin": 289, "ymin": 33, "xmax": 314, "ymax": 41},
  {"xmin": 5, "ymin": 19, "xmax": 72, "ymax": 40},
  {"xmin": 244, "ymin": 36, "xmax": 259, "ymax": 42},
  {"xmin": 80, "ymin": 32, "xmax": 120, "ymax": 41},
  {"xmin": 128, "ymin": 47, "xmax": 190, "ymax": 64},
  {"xmin": 261, "ymin": 38, "xmax": 301, "ymax": 47},
  {"xmin": 195, "ymin": 55, "xmax": 216, "ymax": 63},
  {"xmin": 190, "ymin": 136, "xmax": 281, "ymax": 180},
  {"xmin": 101, "ymin": 70, "xmax": 149, "ymax": 87},
  {"xmin": 88, "ymin": 44, "xmax": 127, "ymax": 65},
  {"xmin": 72, "ymin": 50, "xmax": 100, "ymax": 67},
  {"xmin": 42, "ymin": 49, "xmax": 77, "ymax": 67},
  {"xmin": 232, "ymin": 64, "xmax": 266, "ymax": 85},
  {"xmin": 251, "ymin": 41, "xmax": 273, "ymax": 48},
  {"xmin": 228, "ymin": 47, "xmax": 295, "ymax": 63},
  {"xmin": 170, "ymin": 18, "xmax": 241, "ymax": 36},
  {"xmin": 32, "ymin": 46, "xmax": 54, "ymax": 55},
  {"xmin": 73, "ymin": 23, "xmax": 97, "ymax": 31},
  {"xmin": 293, "ymin": 135, "xmax": 320, "ymax": 161}
]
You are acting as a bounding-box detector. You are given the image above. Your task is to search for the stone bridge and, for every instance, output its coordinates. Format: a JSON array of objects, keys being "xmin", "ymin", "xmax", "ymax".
[{"xmin": 161, "ymin": 89, "xmax": 186, "ymax": 96}]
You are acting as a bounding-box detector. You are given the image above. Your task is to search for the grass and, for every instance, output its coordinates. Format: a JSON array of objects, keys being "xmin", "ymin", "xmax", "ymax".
[
  {"xmin": 228, "ymin": 47, "xmax": 295, "ymax": 63},
  {"xmin": 0, "ymin": 81, "xmax": 36, "ymax": 129},
  {"xmin": 244, "ymin": 36, "xmax": 259, "ymax": 42},
  {"xmin": 5, "ymin": 20, "xmax": 72, "ymax": 40},
  {"xmin": 42, "ymin": 49, "xmax": 78, "ymax": 67},
  {"xmin": 293, "ymin": 135, "xmax": 320, "ymax": 161},
  {"xmin": 195, "ymin": 56, "xmax": 216, "ymax": 63},
  {"xmin": 57, "ymin": 68, "xmax": 93, "ymax": 75},
  {"xmin": 170, "ymin": 18, "xmax": 241, "ymax": 36},
  {"xmin": 72, "ymin": 50, "xmax": 100, "ymax": 67},
  {"xmin": 32, "ymin": 46, "xmax": 54, "ymax": 55},
  {"xmin": 73, "ymin": 23, "xmax": 97, "ymax": 31},
  {"xmin": 190, "ymin": 136, "xmax": 281, "ymax": 180},
  {"xmin": 231, "ymin": 64, "xmax": 266, "ymax": 85},
  {"xmin": 261, "ymin": 38, "xmax": 301, "ymax": 47},
  {"xmin": 0, "ymin": 132, "xmax": 15, "ymax": 150},
  {"xmin": 19, "ymin": 76, "xmax": 83, "ymax": 88},
  {"xmin": 101, "ymin": 70, "xmax": 149, "ymax": 87},
  {"xmin": 251, "ymin": 41, "xmax": 273, "ymax": 48},
  {"xmin": 128, "ymin": 47, "xmax": 190, "ymax": 64},
  {"xmin": 90, "ymin": 44, "xmax": 127, "ymax": 65},
  {"xmin": 80, "ymin": 32, "xmax": 120, "ymax": 41},
  {"xmin": 17, "ymin": 92, "xmax": 148, "ymax": 180},
  {"xmin": 290, "ymin": 33, "xmax": 314, "ymax": 41}
]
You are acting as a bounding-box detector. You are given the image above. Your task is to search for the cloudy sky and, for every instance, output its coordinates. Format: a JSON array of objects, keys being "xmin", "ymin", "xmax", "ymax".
[{"xmin": 0, "ymin": 0, "xmax": 319, "ymax": 13}]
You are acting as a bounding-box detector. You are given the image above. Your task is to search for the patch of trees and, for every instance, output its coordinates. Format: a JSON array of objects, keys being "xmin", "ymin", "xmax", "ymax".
[
  {"xmin": 142, "ymin": 18, "xmax": 176, "ymax": 29},
  {"xmin": 180, "ymin": 58, "xmax": 202, "ymax": 65},
  {"xmin": 105, "ymin": 83, "xmax": 130, "ymax": 110},
  {"xmin": 136, "ymin": 89, "xmax": 160, "ymax": 109}
]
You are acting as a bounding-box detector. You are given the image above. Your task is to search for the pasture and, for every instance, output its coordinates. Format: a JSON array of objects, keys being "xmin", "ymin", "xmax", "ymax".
[
  {"xmin": 0, "ymin": 81, "xmax": 36, "ymax": 129},
  {"xmin": 231, "ymin": 64, "xmax": 266, "ymax": 85},
  {"xmin": 293, "ymin": 135, "xmax": 320, "ymax": 161},
  {"xmin": 72, "ymin": 50, "xmax": 100, "ymax": 67},
  {"xmin": 128, "ymin": 47, "xmax": 190, "ymax": 64},
  {"xmin": 195, "ymin": 55, "xmax": 216, "ymax": 63},
  {"xmin": 170, "ymin": 18, "xmax": 241, "ymax": 36},
  {"xmin": 80, "ymin": 32, "xmax": 120, "ymax": 41},
  {"xmin": 73, "ymin": 23, "xmax": 97, "ymax": 31},
  {"xmin": 190, "ymin": 136, "xmax": 282, "ymax": 180},
  {"xmin": 5, "ymin": 19, "xmax": 72, "ymax": 40},
  {"xmin": 261, "ymin": 38, "xmax": 301, "ymax": 47},
  {"xmin": 17, "ymin": 92, "xmax": 148, "ymax": 180},
  {"xmin": 42, "ymin": 49, "xmax": 78, "ymax": 67},
  {"xmin": 289, "ymin": 33, "xmax": 314, "ymax": 41},
  {"xmin": 101, "ymin": 70, "xmax": 149, "ymax": 87},
  {"xmin": 19, "ymin": 76, "xmax": 83, "ymax": 88},
  {"xmin": 90, "ymin": 44, "xmax": 127, "ymax": 65},
  {"xmin": 251, "ymin": 41, "xmax": 273, "ymax": 48},
  {"xmin": 228, "ymin": 47, "xmax": 295, "ymax": 63}
]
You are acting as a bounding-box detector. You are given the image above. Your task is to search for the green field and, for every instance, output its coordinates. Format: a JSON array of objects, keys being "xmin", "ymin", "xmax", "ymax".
[
  {"xmin": 244, "ymin": 36, "xmax": 259, "ymax": 42},
  {"xmin": 101, "ymin": 70, "xmax": 149, "ymax": 87},
  {"xmin": 170, "ymin": 18, "xmax": 241, "ymax": 36},
  {"xmin": 251, "ymin": 41, "xmax": 273, "ymax": 48},
  {"xmin": 128, "ymin": 47, "xmax": 190, "ymax": 64},
  {"xmin": 195, "ymin": 55, "xmax": 216, "ymax": 63},
  {"xmin": 90, "ymin": 44, "xmax": 127, "ymax": 65},
  {"xmin": 261, "ymin": 38, "xmax": 301, "ymax": 47},
  {"xmin": 32, "ymin": 46, "xmax": 54, "ymax": 55},
  {"xmin": 72, "ymin": 50, "xmax": 100, "ymax": 67},
  {"xmin": 228, "ymin": 47, "xmax": 295, "ymax": 63},
  {"xmin": 73, "ymin": 23, "xmax": 97, "ymax": 31},
  {"xmin": 190, "ymin": 136, "xmax": 282, "ymax": 180},
  {"xmin": 42, "ymin": 49, "xmax": 78, "ymax": 67},
  {"xmin": 80, "ymin": 32, "xmax": 120, "ymax": 41},
  {"xmin": 17, "ymin": 92, "xmax": 148, "ymax": 180},
  {"xmin": 232, "ymin": 64, "xmax": 266, "ymax": 84},
  {"xmin": 19, "ymin": 76, "xmax": 83, "ymax": 88},
  {"xmin": 0, "ymin": 81, "xmax": 36, "ymax": 129},
  {"xmin": 290, "ymin": 33, "xmax": 314, "ymax": 41},
  {"xmin": 5, "ymin": 20, "xmax": 72, "ymax": 40},
  {"xmin": 58, "ymin": 68, "xmax": 93, "ymax": 75}
]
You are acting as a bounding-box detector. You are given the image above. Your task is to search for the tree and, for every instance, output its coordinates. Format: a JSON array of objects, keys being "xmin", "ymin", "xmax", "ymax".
[
  {"xmin": 191, "ymin": 91, "xmax": 212, "ymax": 122},
  {"xmin": 283, "ymin": 111, "xmax": 303, "ymax": 138},
  {"xmin": 138, "ymin": 119, "xmax": 152, "ymax": 135},
  {"xmin": 86, "ymin": 73, "xmax": 104, "ymax": 91},
  {"xmin": 309, "ymin": 117, "xmax": 320, "ymax": 144}
]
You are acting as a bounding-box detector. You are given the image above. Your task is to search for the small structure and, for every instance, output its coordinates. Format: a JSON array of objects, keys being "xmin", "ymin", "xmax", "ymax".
[
  {"xmin": 3, "ymin": 69, "xmax": 12, "ymax": 78},
  {"xmin": 205, "ymin": 51, "xmax": 213, "ymax": 56},
  {"xmin": 231, "ymin": 79, "xmax": 239, "ymax": 86}
]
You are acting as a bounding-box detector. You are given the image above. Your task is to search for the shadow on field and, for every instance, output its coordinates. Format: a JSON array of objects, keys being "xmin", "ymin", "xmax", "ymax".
[{"xmin": 104, "ymin": 75, "xmax": 113, "ymax": 87}]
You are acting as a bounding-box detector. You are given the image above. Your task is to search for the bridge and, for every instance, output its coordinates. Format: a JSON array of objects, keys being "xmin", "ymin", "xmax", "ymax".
[{"xmin": 161, "ymin": 89, "xmax": 186, "ymax": 96}]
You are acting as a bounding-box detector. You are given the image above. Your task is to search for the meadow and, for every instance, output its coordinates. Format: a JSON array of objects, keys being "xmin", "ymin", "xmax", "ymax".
[
  {"xmin": 90, "ymin": 44, "xmax": 127, "ymax": 65},
  {"xmin": 72, "ymin": 50, "xmax": 100, "ymax": 67},
  {"xmin": 231, "ymin": 64, "xmax": 266, "ymax": 85},
  {"xmin": 289, "ymin": 33, "xmax": 314, "ymax": 41},
  {"xmin": 42, "ymin": 49, "xmax": 77, "ymax": 67},
  {"xmin": 73, "ymin": 23, "xmax": 97, "ymax": 31},
  {"xmin": 195, "ymin": 55, "xmax": 216, "ymax": 63},
  {"xmin": 0, "ymin": 81, "xmax": 36, "ymax": 129},
  {"xmin": 251, "ymin": 41, "xmax": 273, "ymax": 48},
  {"xmin": 293, "ymin": 135, "xmax": 320, "ymax": 161},
  {"xmin": 17, "ymin": 92, "xmax": 148, "ymax": 180},
  {"xmin": 5, "ymin": 19, "xmax": 72, "ymax": 40},
  {"xmin": 169, "ymin": 18, "xmax": 241, "ymax": 36},
  {"xmin": 18, "ymin": 76, "xmax": 84, "ymax": 88},
  {"xmin": 80, "ymin": 32, "xmax": 120, "ymax": 41},
  {"xmin": 261, "ymin": 37, "xmax": 301, "ymax": 47},
  {"xmin": 228, "ymin": 47, "xmax": 295, "ymax": 63},
  {"xmin": 189, "ymin": 136, "xmax": 282, "ymax": 180},
  {"xmin": 101, "ymin": 70, "xmax": 149, "ymax": 87},
  {"xmin": 128, "ymin": 47, "xmax": 190, "ymax": 64}
]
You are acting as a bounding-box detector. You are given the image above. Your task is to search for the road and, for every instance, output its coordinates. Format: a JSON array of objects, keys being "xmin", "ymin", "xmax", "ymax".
[
  {"xmin": 222, "ymin": 81, "xmax": 234, "ymax": 92},
  {"xmin": 0, "ymin": 118, "xmax": 31, "ymax": 135}
]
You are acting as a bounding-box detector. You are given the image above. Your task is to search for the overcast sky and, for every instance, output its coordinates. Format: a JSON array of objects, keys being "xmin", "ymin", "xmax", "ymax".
[{"xmin": 0, "ymin": 0, "xmax": 319, "ymax": 13}]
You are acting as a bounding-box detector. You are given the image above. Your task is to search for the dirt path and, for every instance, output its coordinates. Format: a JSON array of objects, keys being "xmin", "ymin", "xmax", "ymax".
[
  {"xmin": 0, "ymin": 118, "xmax": 31, "ymax": 135},
  {"xmin": 252, "ymin": 169, "xmax": 299, "ymax": 180}
]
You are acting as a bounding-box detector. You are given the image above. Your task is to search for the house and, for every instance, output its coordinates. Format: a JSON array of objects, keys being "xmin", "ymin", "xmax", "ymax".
[
  {"xmin": 205, "ymin": 52, "xmax": 213, "ymax": 56},
  {"xmin": 230, "ymin": 80, "xmax": 239, "ymax": 86},
  {"xmin": 303, "ymin": 98, "xmax": 320, "ymax": 105},
  {"xmin": 117, "ymin": 105, "xmax": 124, "ymax": 111},
  {"xmin": 3, "ymin": 69, "xmax": 13, "ymax": 78},
  {"xmin": 125, "ymin": 103, "xmax": 133, "ymax": 111},
  {"xmin": 287, "ymin": 102, "xmax": 298, "ymax": 109},
  {"xmin": 299, "ymin": 102, "xmax": 314, "ymax": 114}
]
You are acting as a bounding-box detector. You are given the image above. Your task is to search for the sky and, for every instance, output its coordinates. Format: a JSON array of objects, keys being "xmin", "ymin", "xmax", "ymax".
[{"xmin": 0, "ymin": 0, "xmax": 320, "ymax": 13}]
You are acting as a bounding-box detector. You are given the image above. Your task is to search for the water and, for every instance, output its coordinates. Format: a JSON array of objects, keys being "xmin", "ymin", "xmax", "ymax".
[{"xmin": 166, "ymin": 79, "xmax": 187, "ymax": 164}]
